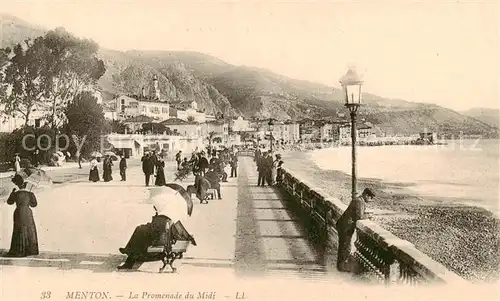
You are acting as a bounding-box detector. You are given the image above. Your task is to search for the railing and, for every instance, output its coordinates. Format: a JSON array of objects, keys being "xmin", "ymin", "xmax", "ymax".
[{"xmin": 278, "ymin": 167, "xmax": 467, "ymax": 285}]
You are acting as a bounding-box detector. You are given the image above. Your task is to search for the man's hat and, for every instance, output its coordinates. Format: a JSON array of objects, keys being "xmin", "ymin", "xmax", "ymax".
[{"xmin": 362, "ymin": 188, "xmax": 375, "ymax": 198}]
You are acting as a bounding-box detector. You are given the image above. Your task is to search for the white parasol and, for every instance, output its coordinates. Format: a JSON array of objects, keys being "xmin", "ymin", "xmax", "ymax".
[{"xmin": 145, "ymin": 186, "xmax": 189, "ymax": 223}]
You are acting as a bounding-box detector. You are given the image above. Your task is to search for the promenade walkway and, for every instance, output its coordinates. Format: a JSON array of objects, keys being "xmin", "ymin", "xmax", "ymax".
[{"xmin": 0, "ymin": 157, "xmax": 352, "ymax": 300}]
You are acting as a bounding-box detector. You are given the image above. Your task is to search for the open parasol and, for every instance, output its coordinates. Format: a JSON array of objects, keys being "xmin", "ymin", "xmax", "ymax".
[
  {"xmin": 90, "ymin": 151, "xmax": 103, "ymax": 158},
  {"xmin": 16, "ymin": 167, "xmax": 53, "ymax": 191},
  {"xmin": 104, "ymin": 151, "xmax": 119, "ymax": 161},
  {"xmin": 164, "ymin": 183, "xmax": 193, "ymax": 216},
  {"xmin": 145, "ymin": 186, "xmax": 191, "ymax": 223}
]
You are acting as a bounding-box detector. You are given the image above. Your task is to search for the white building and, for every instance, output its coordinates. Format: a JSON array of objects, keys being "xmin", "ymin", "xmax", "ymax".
[
  {"xmin": 111, "ymin": 95, "xmax": 171, "ymax": 122},
  {"xmin": 231, "ymin": 116, "xmax": 251, "ymax": 132},
  {"xmin": 161, "ymin": 118, "xmax": 202, "ymax": 138},
  {"xmin": 339, "ymin": 124, "xmax": 374, "ymax": 143},
  {"xmin": 107, "ymin": 133, "xmax": 203, "ymax": 159}
]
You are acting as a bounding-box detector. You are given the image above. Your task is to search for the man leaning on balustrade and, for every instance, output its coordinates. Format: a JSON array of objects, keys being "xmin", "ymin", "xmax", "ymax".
[{"xmin": 335, "ymin": 188, "xmax": 375, "ymax": 272}]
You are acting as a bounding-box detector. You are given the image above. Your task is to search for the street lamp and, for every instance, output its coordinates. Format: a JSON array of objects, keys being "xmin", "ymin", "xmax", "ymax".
[
  {"xmin": 339, "ymin": 67, "xmax": 363, "ymax": 202},
  {"xmin": 268, "ymin": 118, "xmax": 274, "ymax": 152}
]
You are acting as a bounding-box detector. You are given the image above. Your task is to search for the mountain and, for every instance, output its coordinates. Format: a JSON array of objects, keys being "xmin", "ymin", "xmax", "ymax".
[
  {"xmin": 1, "ymin": 13, "xmax": 498, "ymax": 138},
  {"xmin": 461, "ymin": 108, "xmax": 499, "ymax": 128},
  {"xmin": 0, "ymin": 14, "xmax": 45, "ymax": 47}
]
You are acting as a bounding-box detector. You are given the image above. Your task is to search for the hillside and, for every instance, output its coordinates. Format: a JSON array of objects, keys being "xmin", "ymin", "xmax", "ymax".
[
  {"xmin": 0, "ymin": 14, "xmax": 45, "ymax": 47},
  {"xmin": 461, "ymin": 108, "xmax": 499, "ymax": 129},
  {"xmin": 0, "ymin": 13, "xmax": 498, "ymax": 138}
]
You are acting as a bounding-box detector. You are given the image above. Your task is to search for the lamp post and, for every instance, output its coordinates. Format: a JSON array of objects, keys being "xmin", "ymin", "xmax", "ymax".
[
  {"xmin": 339, "ymin": 67, "xmax": 363, "ymax": 202},
  {"xmin": 268, "ymin": 118, "xmax": 274, "ymax": 152}
]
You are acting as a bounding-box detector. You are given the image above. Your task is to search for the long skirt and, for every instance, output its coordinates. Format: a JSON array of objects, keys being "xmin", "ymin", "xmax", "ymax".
[
  {"xmin": 103, "ymin": 168, "xmax": 113, "ymax": 182},
  {"xmin": 155, "ymin": 169, "xmax": 166, "ymax": 186},
  {"xmin": 271, "ymin": 167, "xmax": 277, "ymax": 183},
  {"xmin": 123, "ymin": 216, "xmax": 192, "ymax": 255},
  {"xmin": 89, "ymin": 168, "xmax": 100, "ymax": 182},
  {"xmin": 8, "ymin": 206, "xmax": 39, "ymax": 257}
]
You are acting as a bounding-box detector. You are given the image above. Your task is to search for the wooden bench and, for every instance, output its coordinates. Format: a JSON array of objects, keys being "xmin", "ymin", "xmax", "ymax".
[{"xmin": 145, "ymin": 220, "xmax": 191, "ymax": 273}]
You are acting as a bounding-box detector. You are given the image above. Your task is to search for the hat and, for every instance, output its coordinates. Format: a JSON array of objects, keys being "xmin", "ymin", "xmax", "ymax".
[{"xmin": 362, "ymin": 188, "xmax": 375, "ymax": 198}]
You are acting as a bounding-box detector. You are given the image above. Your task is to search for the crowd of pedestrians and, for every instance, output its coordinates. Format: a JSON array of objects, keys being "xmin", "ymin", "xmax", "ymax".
[{"xmin": 254, "ymin": 148, "xmax": 283, "ymax": 186}]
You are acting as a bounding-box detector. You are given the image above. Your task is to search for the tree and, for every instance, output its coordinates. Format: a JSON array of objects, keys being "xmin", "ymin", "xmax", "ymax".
[
  {"xmin": 1, "ymin": 41, "xmax": 50, "ymax": 125},
  {"xmin": 1, "ymin": 125, "xmax": 55, "ymax": 165},
  {"xmin": 0, "ymin": 28, "xmax": 106, "ymax": 129},
  {"xmin": 109, "ymin": 120, "xmax": 130, "ymax": 134},
  {"xmin": 42, "ymin": 28, "xmax": 106, "ymax": 129},
  {"xmin": 63, "ymin": 91, "xmax": 109, "ymax": 157},
  {"xmin": 187, "ymin": 115, "xmax": 195, "ymax": 122},
  {"xmin": 207, "ymin": 131, "xmax": 216, "ymax": 147}
]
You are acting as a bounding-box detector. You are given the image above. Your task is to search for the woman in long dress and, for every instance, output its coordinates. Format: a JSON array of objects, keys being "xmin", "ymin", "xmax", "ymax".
[
  {"xmin": 271, "ymin": 155, "xmax": 280, "ymax": 185},
  {"xmin": 6, "ymin": 174, "xmax": 39, "ymax": 257},
  {"xmin": 154, "ymin": 159, "xmax": 166, "ymax": 186},
  {"xmin": 89, "ymin": 157, "xmax": 100, "ymax": 182},
  {"xmin": 103, "ymin": 156, "xmax": 113, "ymax": 182},
  {"xmin": 14, "ymin": 154, "xmax": 21, "ymax": 173}
]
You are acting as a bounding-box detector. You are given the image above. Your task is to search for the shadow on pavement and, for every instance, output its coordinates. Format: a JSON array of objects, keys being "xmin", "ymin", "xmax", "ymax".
[{"xmin": 0, "ymin": 249, "xmax": 125, "ymax": 273}]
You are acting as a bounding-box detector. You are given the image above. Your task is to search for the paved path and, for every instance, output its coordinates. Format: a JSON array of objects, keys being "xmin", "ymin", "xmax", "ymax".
[
  {"xmin": 0, "ymin": 159, "xmax": 142, "ymax": 200},
  {"xmin": 0, "ymin": 157, "xmax": 353, "ymax": 301}
]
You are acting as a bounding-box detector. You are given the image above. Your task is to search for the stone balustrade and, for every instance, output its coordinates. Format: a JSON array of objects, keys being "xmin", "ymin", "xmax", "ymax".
[{"xmin": 277, "ymin": 166, "xmax": 467, "ymax": 285}]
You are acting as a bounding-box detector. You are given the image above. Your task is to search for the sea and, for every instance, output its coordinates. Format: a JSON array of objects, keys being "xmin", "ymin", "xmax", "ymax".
[{"xmin": 307, "ymin": 139, "xmax": 500, "ymax": 215}]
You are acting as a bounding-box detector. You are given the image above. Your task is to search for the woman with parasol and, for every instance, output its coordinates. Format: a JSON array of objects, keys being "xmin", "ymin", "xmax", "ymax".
[
  {"xmin": 117, "ymin": 185, "xmax": 196, "ymax": 270},
  {"xmin": 5, "ymin": 174, "xmax": 39, "ymax": 257}
]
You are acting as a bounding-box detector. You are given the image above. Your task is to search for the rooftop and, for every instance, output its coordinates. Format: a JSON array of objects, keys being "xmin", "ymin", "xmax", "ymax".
[
  {"xmin": 161, "ymin": 118, "xmax": 199, "ymax": 125},
  {"xmin": 123, "ymin": 115, "xmax": 155, "ymax": 123}
]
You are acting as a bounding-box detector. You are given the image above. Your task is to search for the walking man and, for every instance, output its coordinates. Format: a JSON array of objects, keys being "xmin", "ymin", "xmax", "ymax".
[
  {"xmin": 230, "ymin": 154, "xmax": 238, "ymax": 178},
  {"xmin": 119, "ymin": 154, "xmax": 127, "ymax": 181},
  {"xmin": 142, "ymin": 152, "xmax": 154, "ymax": 186},
  {"xmin": 77, "ymin": 152, "xmax": 82, "ymax": 169},
  {"xmin": 257, "ymin": 152, "xmax": 267, "ymax": 186},
  {"xmin": 335, "ymin": 188, "xmax": 375, "ymax": 272}
]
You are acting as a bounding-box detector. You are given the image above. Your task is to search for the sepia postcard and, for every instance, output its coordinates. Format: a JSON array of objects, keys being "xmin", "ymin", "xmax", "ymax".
[{"xmin": 0, "ymin": 1, "xmax": 499, "ymax": 300}]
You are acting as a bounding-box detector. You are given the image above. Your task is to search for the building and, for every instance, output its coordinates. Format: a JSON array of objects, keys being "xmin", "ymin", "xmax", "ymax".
[
  {"xmin": 123, "ymin": 115, "xmax": 155, "ymax": 133},
  {"xmin": 110, "ymin": 94, "xmax": 171, "ymax": 122},
  {"xmin": 231, "ymin": 116, "xmax": 251, "ymax": 132},
  {"xmin": 161, "ymin": 118, "xmax": 202, "ymax": 138},
  {"xmin": 204, "ymin": 119, "xmax": 230, "ymax": 146},
  {"xmin": 299, "ymin": 119, "xmax": 322, "ymax": 142},
  {"xmin": 319, "ymin": 122, "xmax": 334, "ymax": 142},
  {"xmin": 107, "ymin": 133, "xmax": 203, "ymax": 159},
  {"xmin": 339, "ymin": 123, "xmax": 374, "ymax": 143},
  {"xmin": 282, "ymin": 120, "xmax": 300, "ymax": 144}
]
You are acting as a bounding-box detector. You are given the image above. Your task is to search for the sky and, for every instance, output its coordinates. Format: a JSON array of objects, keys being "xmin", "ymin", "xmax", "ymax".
[{"xmin": 0, "ymin": 0, "xmax": 498, "ymax": 111}]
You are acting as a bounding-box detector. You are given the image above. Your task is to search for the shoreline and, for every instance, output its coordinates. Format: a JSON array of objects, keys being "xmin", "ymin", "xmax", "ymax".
[{"xmin": 281, "ymin": 150, "xmax": 500, "ymax": 283}]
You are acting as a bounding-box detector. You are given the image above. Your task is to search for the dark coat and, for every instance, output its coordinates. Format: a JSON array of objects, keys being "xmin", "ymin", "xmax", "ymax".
[
  {"xmin": 335, "ymin": 195, "xmax": 366, "ymax": 234},
  {"xmin": 119, "ymin": 158, "xmax": 127, "ymax": 170},
  {"xmin": 204, "ymin": 171, "xmax": 220, "ymax": 189},
  {"xmin": 257, "ymin": 156, "xmax": 266, "ymax": 171},
  {"xmin": 199, "ymin": 157, "xmax": 209, "ymax": 169},
  {"xmin": 142, "ymin": 156, "xmax": 154, "ymax": 174},
  {"xmin": 264, "ymin": 156, "xmax": 273, "ymax": 171},
  {"xmin": 7, "ymin": 190, "xmax": 39, "ymax": 257}
]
